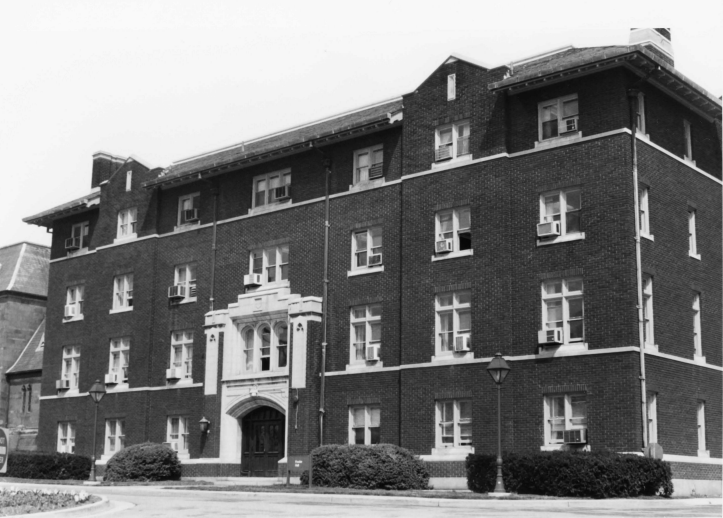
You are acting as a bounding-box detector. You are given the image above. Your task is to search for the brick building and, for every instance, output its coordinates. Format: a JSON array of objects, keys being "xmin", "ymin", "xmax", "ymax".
[{"xmin": 25, "ymin": 29, "xmax": 721, "ymax": 494}]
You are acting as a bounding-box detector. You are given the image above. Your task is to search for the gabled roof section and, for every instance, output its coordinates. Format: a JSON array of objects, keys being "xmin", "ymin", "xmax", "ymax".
[
  {"xmin": 412, "ymin": 53, "xmax": 502, "ymax": 97},
  {"xmin": 144, "ymin": 97, "xmax": 404, "ymax": 189},
  {"xmin": 23, "ymin": 190, "xmax": 101, "ymax": 227},
  {"xmin": 7, "ymin": 320, "xmax": 45, "ymax": 374},
  {"xmin": 0, "ymin": 243, "xmax": 49, "ymax": 297}
]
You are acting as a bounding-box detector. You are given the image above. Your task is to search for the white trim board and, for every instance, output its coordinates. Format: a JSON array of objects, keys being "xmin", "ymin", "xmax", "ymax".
[{"xmin": 39, "ymin": 382, "xmax": 203, "ymax": 400}]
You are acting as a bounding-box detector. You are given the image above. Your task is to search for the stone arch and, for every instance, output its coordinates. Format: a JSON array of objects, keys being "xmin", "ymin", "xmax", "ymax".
[{"xmin": 226, "ymin": 393, "xmax": 286, "ymax": 420}]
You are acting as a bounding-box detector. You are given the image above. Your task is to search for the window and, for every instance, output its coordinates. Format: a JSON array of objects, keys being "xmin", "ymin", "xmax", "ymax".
[
  {"xmin": 435, "ymin": 207, "xmax": 471, "ymax": 254},
  {"xmin": 109, "ymin": 337, "xmax": 130, "ymax": 383},
  {"xmin": 253, "ymin": 170, "xmax": 291, "ymax": 208},
  {"xmin": 351, "ymin": 228, "xmax": 382, "ymax": 270},
  {"xmin": 239, "ymin": 323, "xmax": 288, "ymax": 374},
  {"xmin": 435, "ymin": 121, "xmax": 470, "ymax": 161},
  {"xmin": 171, "ymin": 331, "xmax": 193, "ymax": 379},
  {"xmin": 64, "ymin": 285, "xmax": 84, "ymax": 320},
  {"xmin": 693, "ymin": 293, "xmax": 702, "ymax": 357},
  {"xmin": 538, "ymin": 94, "xmax": 579, "ymax": 141},
  {"xmin": 177, "ymin": 193, "xmax": 200, "ymax": 226},
  {"xmin": 642, "ymin": 275, "xmax": 654, "ymax": 347},
  {"xmin": 540, "ymin": 188, "xmax": 581, "ymax": 238},
  {"xmin": 688, "ymin": 209, "xmax": 699, "ymax": 258},
  {"xmin": 67, "ymin": 221, "xmax": 89, "ymax": 251},
  {"xmin": 173, "ymin": 263, "xmax": 197, "ymax": 302},
  {"xmin": 639, "ymin": 187, "xmax": 651, "ymax": 237},
  {"xmin": 545, "ymin": 394, "xmax": 587, "ymax": 445},
  {"xmin": 117, "ymin": 207, "xmax": 137, "ymax": 239},
  {"xmin": 697, "ymin": 401, "xmax": 707, "ymax": 454},
  {"xmin": 447, "ymin": 73, "xmax": 456, "ymax": 101},
  {"xmin": 112, "ymin": 274, "xmax": 133, "ymax": 311},
  {"xmin": 646, "ymin": 393, "xmax": 657, "ymax": 444},
  {"xmin": 276, "ymin": 323, "xmax": 288, "ymax": 369},
  {"xmin": 350, "ymin": 406, "xmax": 380, "ymax": 445},
  {"xmin": 435, "ymin": 290, "xmax": 471, "ymax": 355},
  {"xmin": 250, "ymin": 246, "xmax": 289, "ymax": 285},
  {"xmin": 353, "ymin": 145, "xmax": 384, "ymax": 184},
  {"xmin": 105, "ymin": 419, "xmax": 125, "ymax": 455},
  {"xmin": 57, "ymin": 422, "xmax": 75, "ymax": 453},
  {"xmin": 61, "ymin": 346, "xmax": 80, "ymax": 389},
  {"xmin": 167, "ymin": 416, "xmax": 190, "ymax": 454},
  {"xmin": 350, "ymin": 304, "xmax": 382, "ymax": 364},
  {"xmin": 541, "ymin": 278, "xmax": 584, "ymax": 344},
  {"xmin": 125, "ymin": 170, "xmax": 132, "ymax": 191},
  {"xmin": 684, "ymin": 120, "xmax": 693, "ymax": 161},
  {"xmin": 437, "ymin": 399, "xmax": 472, "ymax": 448},
  {"xmin": 636, "ymin": 92, "xmax": 646, "ymax": 134}
]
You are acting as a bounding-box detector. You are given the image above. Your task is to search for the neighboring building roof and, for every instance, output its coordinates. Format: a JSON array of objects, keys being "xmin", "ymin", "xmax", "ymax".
[
  {"xmin": 0, "ymin": 243, "xmax": 49, "ymax": 297},
  {"xmin": 7, "ymin": 320, "xmax": 44, "ymax": 374},
  {"xmin": 23, "ymin": 190, "xmax": 100, "ymax": 227}
]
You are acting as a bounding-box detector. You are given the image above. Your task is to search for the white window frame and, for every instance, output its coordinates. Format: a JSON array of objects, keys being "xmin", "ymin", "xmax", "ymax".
[
  {"xmin": 352, "ymin": 145, "xmax": 384, "ymax": 184},
  {"xmin": 447, "ymin": 74, "xmax": 456, "ymax": 101},
  {"xmin": 642, "ymin": 275, "xmax": 655, "ymax": 348},
  {"xmin": 541, "ymin": 277, "xmax": 584, "ymax": 345},
  {"xmin": 238, "ymin": 321, "xmax": 289, "ymax": 374},
  {"xmin": 125, "ymin": 170, "xmax": 132, "ymax": 192},
  {"xmin": 639, "ymin": 187, "xmax": 653, "ymax": 239},
  {"xmin": 693, "ymin": 293, "xmax": 703, "ymax": 359},
  {"xmin": 249, "ymin": 245, "xmax": 289, "ymax": 286},
  {"xmin": 434, "ymin": 206, "xmax": 472, "ymax": 257},
  {"xmin": 177, "ymin": 192, "xmax": 200, "ymax": 227},
  {"xmin": 435, "ymin": 290, "xmax": 471, "ymax": 357},
  {"xmin": 538, "ymin": 188, "xmax": 583, "ymax": 244},
  {"xmin": 68, "ymin": 221, "xmax": 89, "ymax": 253},
  {"xmin": 111, "ymin": 274, "xmax": 134, "ymax": 312},
  {"xmin": 105, "ymin": 418, "xmax": 125, "ymax": 456},
  {"xmin": 252, "ymin": 169, "xmax": 291, "ymax": 209},
  {"xmin": 683, "ymin": 119, "xmax": 693, "ymax": 162},
  {"xmin": 116, "ymin": 207, "xmax": 138, "ymax": 240},
  {"xmin": 538, "ymin": 94, "xmax": 579, "ymax": 142},
  {"xmin": 543, "ymin": 393, "xmax": 588, "ymax": 446},
  {"xmin": 109, "ymin": 337, "xmax": 130, "ymax": 383},
  {"xmin": 349, "ymin": 304, "xmax": 382, "ymax": 365},
  {"xmin": 173, "ymin": 263, "xmax": 197, "ymax": 302},
  {"xmin": 349, "ymin": 405, "xmax": 381, "ymax": 445},
  {"xmin": 350, "ymin": 227, "xmax": 383, "ymax": 272},
  {"xmin": 688, "ymin": 209, "xmax": 700, "ymax": 259},
  {"xmin": 435, "ymin": 120, "xmax": 470, "ymax": 162},
  {"xmin": 57, "ymin": 421, "xmax": 75, "ymax": 453},
  {"xmin": 167, "ymin": 416, "xmax": 190, "ymax": 455},
  {"xmin": 171, "ymin": 331, "xmax": 193, "ymax": 380},
  {"xmin": 61, "ymin": 346, "xmax": 80, "ymax": 390},
  {"xmin": 64, "ymin": 284, "xmax": 84, "ymax": 321},
  {"xmin": 636, "ymin": 92, "xmax": 646, "ymax": 135},
  {"xmin": 697, "ymin": 401, "xmax": 708, "ymax": 456},
  {"xmin": 435, "ymin": 399, "xmax": 472, "ymax": 451},
  {"xmin": 647, "ymin": 393, "xmax": 658, "ymax": 444}
]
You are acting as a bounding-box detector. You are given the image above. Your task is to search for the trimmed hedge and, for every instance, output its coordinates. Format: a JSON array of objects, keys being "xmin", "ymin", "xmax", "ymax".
[
  {"xmin": 104, "ymin": 443, "xmax": 181, "ymax": 482},
  {"xmin": 299, "ymin": 444, "xmax": 430, "ymax": 490},
  {"xmin": 466, "ymin": 451, "xmax": 673, "ymax": 498},
  {"xmin": 1, "ymin": 451, "xmax": 91, "ymax": 480}
]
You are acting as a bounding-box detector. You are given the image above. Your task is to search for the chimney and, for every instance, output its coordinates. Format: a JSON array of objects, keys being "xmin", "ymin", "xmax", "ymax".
[
  {"xmin": 91, "ymin": 152, "xmax": 125, "ymax": 189},
  {"xmin": 629, "ymin": 28, "xmax": 674, "ymax": 67}
]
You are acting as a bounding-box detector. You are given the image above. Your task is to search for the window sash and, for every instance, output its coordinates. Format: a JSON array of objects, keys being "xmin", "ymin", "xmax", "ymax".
[
  {"xmin": 437, "ymin": 399, "xmax": 472, "ymax": 448},
  {"xmin": 639, "ymin": 188, "xmax": 650, "ymax": 235},
  {"xmin": 250, "ymin": 246, "xmax": 289, "ymax": 284},
  {"xmin": 352, "ymin": 228, "xmax": 382, "ymax": 269},
  {"xmin": 436, "ymin": 207, "xmax": 471, "ymax": 252},
  {"xmin": 646, "ymin": 393, "xmax": 657, "ymax": 443},
  {"xmin": 697, "ymin": 402, "xmax": 706, "ymax": 451},
  {"xmin": 688, "ymin": 210, "xmax": 697, "ymax": 255},
  {"xmin": 541, "ymin": 189, "xmax": 581, "ymax": 235},
  {"xmin": 170, "ymin": 331, "xmax": 193, "ymax": 377},
  {"xmin": 350, "ymin": 304, "xmax": 382, "ymax": 362},
  {"xmin": 539, "ymin": 95, "xmax": 578, "ymax": 141},
  {"xmin": 350, "ymin": 406, "xmax": 381, "ymax": 445},
  {"xmin": 692, "ymin": 294, "xmax": 702, "ymax": 356},
  {"xmin": 546, "ymin": 394, "xmax": 587, "ymax": 444},
  {"xmin": 113, "ymin": 274, "xmax": 133, "ymax": 309},
  {"xmin": 253, "ymin": 171, "xmax": 291, "ymax": 207},
  {"xmin": 436, "ymin": 291, "xmax": 471, "ymax": 353},
  {"xmin": 542, "ymin": 278, "xmax": 584, "ymax": 343},
  {"xmin": 436, "ymin": 122, "xmax": 470, "ymax": 159}
]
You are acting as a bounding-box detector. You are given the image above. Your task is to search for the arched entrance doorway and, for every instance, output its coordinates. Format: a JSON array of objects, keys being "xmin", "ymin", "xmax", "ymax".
[{"xmin": 241, "ymin": 406, "xmax": 285, "ymax": 477}]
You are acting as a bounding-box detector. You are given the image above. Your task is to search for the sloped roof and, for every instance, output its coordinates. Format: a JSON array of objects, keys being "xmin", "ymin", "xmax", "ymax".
[
  {"xmin": 0, "ymin": 243, "xmax": 49, "ymax": 297},
  {"xmin": 7, "ymin": 320, "xmax": 44, "ymax": 374},
  {"xmin": 23, "ymin": 191, "xmax": 100, "ymax": 227}
]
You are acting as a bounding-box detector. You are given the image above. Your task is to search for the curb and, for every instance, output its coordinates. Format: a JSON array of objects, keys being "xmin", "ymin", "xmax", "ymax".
[{"xmin": 13, "ymin": 496, "xmax": 111, "ymax": 518}]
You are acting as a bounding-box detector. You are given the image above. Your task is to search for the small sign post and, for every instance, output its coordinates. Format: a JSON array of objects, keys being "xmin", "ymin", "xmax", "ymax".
[
  {"xmin": 286, "ymin": 454, "xmax": 311, "ymax": 488},
  {"xmin": 0, "ymin": 428, "xmax": 9, "ymax": 474}
]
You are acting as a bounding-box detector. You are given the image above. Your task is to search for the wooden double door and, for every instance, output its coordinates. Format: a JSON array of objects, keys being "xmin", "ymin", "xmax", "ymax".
[{"xmin": 241, "ymin": 407, "xmax": 285, "ymax": 477}]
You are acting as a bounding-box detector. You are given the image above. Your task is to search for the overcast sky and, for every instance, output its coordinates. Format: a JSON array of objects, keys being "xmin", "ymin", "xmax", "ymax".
[{"xmin": 2, "ymin": 0, "xmax": 721, "ymax": 248}]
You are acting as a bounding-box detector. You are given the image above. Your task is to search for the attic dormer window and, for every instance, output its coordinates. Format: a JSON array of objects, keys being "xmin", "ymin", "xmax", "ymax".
[{"xmin": 447, "ymin": 74, "xmax": 456, "ymax": 101}]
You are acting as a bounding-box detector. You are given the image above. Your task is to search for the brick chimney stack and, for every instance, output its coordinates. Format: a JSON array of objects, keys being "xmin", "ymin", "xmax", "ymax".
[
  {"xmin": 91, "ymin": 152, "xmax": 126, "ymax": 189},
  {"xmin": 629, "ymin": 28, "xmax": 674, "ymax": 67}
]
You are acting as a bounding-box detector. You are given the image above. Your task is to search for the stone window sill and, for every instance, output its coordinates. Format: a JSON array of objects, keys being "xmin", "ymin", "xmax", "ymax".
[
  {"xmin": 248, "ymin": 200, "xmax": 292, "ymax": 216},
  {"xmin": 698, "ymin": 450, "xmax": 710, "ymax": 458},
  {"xmin": 644, "ymin": 344, "xmax": 659, "ymax": 352},
  {"xmin": 431, "ymin": 154, "xmax": 472, "ymax": 170},
  {"xmin": 430, "ymin": 351, "xmax": 474, "ymax": 364},
  {"xmin": 641, "ymin": 232, "xmax": 654, "ymax": 242},
  {"xmin": 429, "ymin": 446, "xmax": 474, "ymax": 457},
  {"xmin": 348, "ymin": 266, "xmax": 384, "ymax": 277},
  {"xmin": 537, "ymin": 342, "xmax": 588, "ymax": 357},
  {"xmin": 689, "ymin": 252, "xmax": 701, "ymax": 261},
  {"xmin": 113, "ymin": 234, "xmax": 137, "ymax": 244},
  {"xmin": 62, "ymin": 315, "xmax": 84, "ymax": 324},
  {"xmin": 431, "ymin": 249, "xmax": 473, "ymax": 262},
  {"xmin": 174, "ymin": 222, "xmax": 201, "ymax": 232},
  {"xmin": 345, "ymin": 361, "xmax": 384, "ymax": 373},
  {"xmin": 693, "ymin": 354, "xmax": 707, "ymax": 365},
  {"xmin": 349, "ymin": 178, "xmax": 384, "ymax": 193},
  {"xmin": 171, "ymin": 297, "xmax": 197, "ymax": 306},
  {"xmin": 541, "ymin": 444, "xmax": 591, "ymax": 452},
  {"xmin": 535, "ymin": 132, "xmax": 582, "ymax": 150},
  {"xmin": 537, "ymin": 232, "xmax": 585, "ymax": 247},
  {"xmin": 105, "ymin": 383, "xmax": 130, "ymax": 392},
  {"xmin": 109, "ymin": 307, "xmax": 133, "ymax": 315}
]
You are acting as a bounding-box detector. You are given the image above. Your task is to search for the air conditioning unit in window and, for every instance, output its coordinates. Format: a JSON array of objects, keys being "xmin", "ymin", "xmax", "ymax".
[
  {"xmin": 104, "ymin": 372, "xmax": 120, "ymax": 385},
  {"xmin": 189, "ymin": 285, "xmax": 197, "ymax": 298},
  {"xmin": 274, "ymin": 184, "xmax": 290, "ymax": 201},
  {"xmin": 435, "ymin": 239, "xmax": 454, "ymax": 254},
  {"xmin": 369, "ymin": 163, "xmax": 384, "ymax": 179},
  {"xmin": 183, "ymin": 209, "xmax": 199, "ymax": 222},
  {"xmin": 436, "ymin": 145, "xmax": 452, "ymax": 161},
  {"xmin": 166, "ymin": 367, "xmax": 182, "ymax": 381},
  {"xmin": 244, "ymin": 273, "xmax": 263, "ymax": 287},
  {"xmin": 64, "ymin": 304, "xmax": 77, "ymax": 318},
  {"xmin": 454, "ymin": 336, "xmax": 470, "ymax": 352},
  {"xmin": 562, "ymin": 117, "xmax": 578, "ymax": 134},
  {"xmin": 368, "ymin": 253, "xmax": 383, "ymax": 266},
  {"xmin": 538, "ymin": 328, "xmax": 564, "ymax": 345},
  {"xmin": 537, "ymin": 221, "xmax": 561, "ymax": 238},
  {"xmin": 65, "ymin": 237, "xmax": 81, "ymax": 250},
  {"xmin": 168, "ymin": 285, "xmax": 186, "ymax": 300},
  {"xmin": 56, "ymin": 379, "xmax": 70, "ymax": 390},
  {"xmin": 563, "ymin": 428, "xmax": 587, "ymax": 444},
  {"xmin": 365, "ymin": 345, "xmax": 380, "ymax": 361}
]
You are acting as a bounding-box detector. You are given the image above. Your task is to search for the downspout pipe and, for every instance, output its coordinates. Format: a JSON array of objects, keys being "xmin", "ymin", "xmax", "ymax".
[
  {"xmin": 319, "ymin": 156, "xmax": 332, "ymax": 447},
  {"xmin": 209, "ymin": 183, "xmax": 219, "ymax": 312}
]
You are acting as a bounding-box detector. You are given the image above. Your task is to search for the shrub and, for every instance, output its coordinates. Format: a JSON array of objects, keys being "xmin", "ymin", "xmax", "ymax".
[
  {"xmin": 103, "ymin": 443, "xmax": 181, "ymax": 482},
  {"xmin": 466, "ymin": 450, "xmax": 673, "ymax": 498},
  {"xmin": 299, "ymin": 444, "xmax": 429, "ymax": 490},
  {"xmin": 1, "ymin": 451, "xmax": 91, "ymax": 480}
]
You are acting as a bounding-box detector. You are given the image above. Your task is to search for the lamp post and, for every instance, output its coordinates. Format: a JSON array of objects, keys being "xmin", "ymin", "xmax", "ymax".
[
  {"xmin": 486, "ymin": 353, "xmax": 511, "ymax": 494},
  {"xmin": 88, "ymin": 380, "xmax": 106, "ymax": 482},
  {"xmin": 199, "ymin": 417, "xmax": 210, "ymax": 434}
]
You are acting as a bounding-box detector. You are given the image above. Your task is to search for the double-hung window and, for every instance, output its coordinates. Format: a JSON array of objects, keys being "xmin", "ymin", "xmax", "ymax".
[
  {"xmin": 435, "ymin": 290, "xmax": 471, "ymax": 355},
  {"xmin": 642, "ymin": 275, "xmax": 655, "ymax": 347},
  {"xmin": 692, "ymin": 293, "xmax": 702, "ymax": 358},
  {"xmin": 61, "ymin": 346, "xmax": 80, "ymax": 390},
  {"xmin": 539, "ymin": 189, "xmax": 581, "ymax": 240},
  {"xmin": 353, "ymin": 145, "xmax": 384, "ymax": 184},
  {"xmin": 178, "ymin": 193, "xmax": 200, "ymax": 226},
  {"xmin": 250, "ymin": 245, "xmax": 289, "ymax": 285},
  {"xmin": 112, "ymin": 274, "xmax": 133, "ymax": 311},
  {"xmin": 171, "ymin": 331, "xmax": 193, "ymax": 380},
  {"xmin": 239, "ymin": 322, "xmax": 288, "ymax": 373},
  {"xmin": 105, "ymin": 419, "xmax": 125, "ymax": 455},
  {"xmin": 435, "ymin": 207, "xmax": 471, "ymax": 254},
  {"xmin": 435, "ymin": 121, "xmax": 470, "ymax": 161},
  {"xmin": 64, "ymin": 285, "xmax": 84, "ymax": 320},
  {"xmin": 683, "ymin": 120, "xmax": 693, "ymax": 161},
  {"xmin": 167, "ymin": 416, "xmax": 190, "ymax": 454},
  {"xmin": 437, "ymin": 399, "xmax": 472, "ymax": 449},
  {"xmin": 688, "ymin": 209, "xmax": 700, "ymax": 258},
  {"xmin": 173, "ymin": 263, "xmax": 197, "ymax": 302},
  {"xmin": 117, "ymin": 207, "xmax": 137, "ymax": 239},
  {"xmin": 544, "ymin": 394, "xmax": 587, "ymax": 445},
  {"xmin": 109, "ymin": 337, "xmax": 130, "ymax": 383},
  {"xmin": 66, "ymin": 221, "xmax": 89, "ymax": 252},
  {"xmin": 636, "ymin": 92, "xmax": 646, "ymax": 134},
  {"xmin": 352, "ymin": 228, "xmax": 382, "ymax": 270},
  {"xmin": 639, "ymin": 187, "xmax": 652, "ymax": 238},
  {"xmin": 350, "ymin": 405, "xmax": 380, "ymax": 445},
  {"xmin": 538, "ymin": 94, "xmax": 579, "ymax": 141},
  {"xmin": 253, "ymin": 170, "xmax": 291, "ymax": 208},
  {"xmin": 697, "ymin": 401, "xmax": 707, "ymax": 455},
  {"xmin": 350, "ymin": 304, "xmax": 382, "ymax": 364},
  {"xmin": 646, "ymin": 393, "xmax": 658, "ymax": 444},
  {"xmin": 541, "ymin": 278, "xmax": 584, "ymax": 344},
  {"xmin": 57, "ymin": 422, "xmax": 75, "ymax": 453}
]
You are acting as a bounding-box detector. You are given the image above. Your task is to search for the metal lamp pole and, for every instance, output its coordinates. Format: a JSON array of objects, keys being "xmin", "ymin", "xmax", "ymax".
[
  {"xmin": 88, "ymin": 380, "xmax": 106, "ymax": 482},
  {"xmin": 486, "ymin": 353, "xmax": 511, "ymax": 494}
]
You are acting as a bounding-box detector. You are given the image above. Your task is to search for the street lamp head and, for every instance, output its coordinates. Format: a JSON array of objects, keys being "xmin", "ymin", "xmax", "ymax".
[
  {"xmin": 486, "ymin": 353, "xmax": 511, "ymax": 385},
  {"xmin": 199, "ymin": 417, "xmax": 211, "ymax": 434},
  {"xmin": 88, "ymin": 379, "xmax": 106, "ymax": 404}
]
